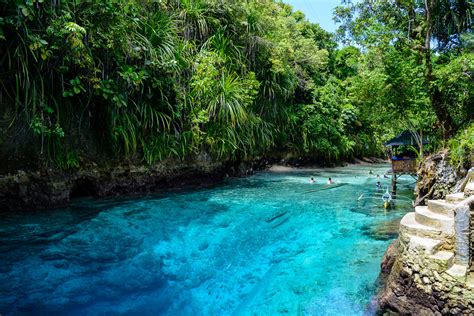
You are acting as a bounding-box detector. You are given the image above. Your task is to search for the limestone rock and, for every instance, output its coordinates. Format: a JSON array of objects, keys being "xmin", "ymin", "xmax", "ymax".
[
  {"xmin": 0, "ymin": 159, "xmax": 253, "ymax": 211},
  {"xmin": 415, "ymin": 150, "xmax": 463, "ymax": 205}
]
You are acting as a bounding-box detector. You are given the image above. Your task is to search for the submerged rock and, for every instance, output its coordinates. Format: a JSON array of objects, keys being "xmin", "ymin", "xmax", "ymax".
[{"xmin": 361, "ymin": 219, "xmax": 400, "ymax": 241}]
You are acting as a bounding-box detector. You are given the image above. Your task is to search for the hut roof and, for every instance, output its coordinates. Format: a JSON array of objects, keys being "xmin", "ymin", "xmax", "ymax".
[{"xmin": 384, "ymin": 130, "xmax": 428, "ymax": 147}]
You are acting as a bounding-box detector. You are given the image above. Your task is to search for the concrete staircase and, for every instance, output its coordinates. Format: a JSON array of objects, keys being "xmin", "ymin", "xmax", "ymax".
[{"xmin": 399, "ymin": 179, "xmax": 473, "ymax": 282}]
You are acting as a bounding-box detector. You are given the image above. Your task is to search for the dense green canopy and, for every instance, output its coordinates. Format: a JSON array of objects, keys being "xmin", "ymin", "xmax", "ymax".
[{"xmin": 0, "ymin": 0, "xmax": 472, "ymax": 171}]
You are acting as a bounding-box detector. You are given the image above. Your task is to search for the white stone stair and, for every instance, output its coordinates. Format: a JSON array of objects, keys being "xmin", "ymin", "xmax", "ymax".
[
  {"xmin": 466, "ymin": 274, "xmax": 474, "ymax": 288},
  {"xmin": 429, "ymin": 251, "xmax": 455, "ymax": 270},
  {"xmin": 427, "ymin": 200, "xmax": 455, "ymax": 217},
  {"xmin": 446, "ymin": 192, "xmax": 465, "ymax": 204},
  {"xmin": 399, "ymin": 197, "xmax": 468, "ymax": 279},
  {"xmin": 447, "ymin": 264, "xmax": 469, "ymax": 281},
  {"xmin": 414, "ymin": 206, "xmax": 454, "ymax": 232},
  {"xmin": 398, "ymin": 170, "xmax": 474, "ymax": 282},
  {"xmin": 465, "ymin": 182, "xmax": 474, "ymax": 196},
  {"xmin": 400, "ymin": 212, "xmax": 442, "ymax": 239},
  {"xmin": 408, "ymin": 235, "xmax": 443, "ymax": 254}
]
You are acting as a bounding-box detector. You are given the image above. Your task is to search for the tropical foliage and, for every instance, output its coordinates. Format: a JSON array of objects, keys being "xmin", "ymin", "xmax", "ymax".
[
  {"xmin": 0, "ymin": 0, "xmax": 472, "ymax": 171},
  {"xmin": 335, "ymin": 0, "xmax": 473, "ymax": 140},
  {"xmin": 449, "ymin": 123, "xmax": 474, "ymax": 170}
]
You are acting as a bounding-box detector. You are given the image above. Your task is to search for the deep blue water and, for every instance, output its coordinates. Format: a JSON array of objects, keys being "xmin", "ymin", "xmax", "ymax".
[{"xmin": 0, "ymin": 164, "xmax": 415, "ymax": 315}]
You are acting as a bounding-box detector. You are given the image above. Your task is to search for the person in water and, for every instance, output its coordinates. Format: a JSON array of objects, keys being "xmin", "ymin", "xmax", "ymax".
[
  {"xmin": 376, "ymin": 181, "xmax": 382, "ymax": 189},
  {"xmin": 369, "ymin": 169, "xmax": 373, "ymax": 175},
  {"xmin": 309, "ymin": 177, "xmax": 315, "ymax": 184},
  {"xmin": 327, "ymin": 177, "xmax": 334, "ymax": 184}
]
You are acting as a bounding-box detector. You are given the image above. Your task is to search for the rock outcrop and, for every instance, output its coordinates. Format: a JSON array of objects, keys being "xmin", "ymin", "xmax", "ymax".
[
  {"xmin": 379, "ymin": 238, "xmax": 474, "ymax": 315},
  {"xmin": 415, "ymin": 150, "xmax": 465, "ymax": 206}
]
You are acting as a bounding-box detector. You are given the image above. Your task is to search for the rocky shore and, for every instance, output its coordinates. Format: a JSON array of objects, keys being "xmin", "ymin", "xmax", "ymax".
[
  {"xmin": 0, "ymin": 159, "xmax": 270, "ymax": 212},
  {"xmin": 0, "ymin": 153, "xmax": 386, "ymax": 212},
  {"xmin": 379, "ymin": 239, "xmax": 474, "ymax": 315}
]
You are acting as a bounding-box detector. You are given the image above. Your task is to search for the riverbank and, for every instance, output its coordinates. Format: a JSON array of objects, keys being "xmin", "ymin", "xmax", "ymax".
[
  {"xmin": 0, "ymin": 155, "xmax": 386, "ymax": 212},
  {"xmin": 0, "ymin": 160, "xmax": 257, "ymax": 212}
]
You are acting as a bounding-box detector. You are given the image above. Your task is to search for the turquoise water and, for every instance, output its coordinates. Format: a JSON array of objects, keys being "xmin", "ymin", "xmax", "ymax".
[{"xmin": 0, "ymin": 164, "xmax": 415, "ymax": 315}]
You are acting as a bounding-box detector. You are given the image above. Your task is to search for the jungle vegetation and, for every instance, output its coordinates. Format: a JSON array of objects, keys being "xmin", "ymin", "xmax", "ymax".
[{"xmin": 0, "ymin": 0, "xmax": 472, "ymax": 172}]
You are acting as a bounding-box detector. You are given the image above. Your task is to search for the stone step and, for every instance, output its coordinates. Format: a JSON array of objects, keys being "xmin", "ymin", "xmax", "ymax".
[
  {"xmin": 400, "ymin": 212, "xmax": 442, "ymax": 239},
  {"xmin": 446, "ymin": 263, "xmax": 468, "ymax": 280},
  {"xmin": 466, "ymin": 273, "xmax": 474, "ymax": 289},
  {"xmin": 465, "ymin": 182, "xmax": 474, "ymax": 196},
  {"xmin": 427, "ymin": 200, "xmax": 455, "ymax": 216},
  {"xmin": 446, "ymin": 192, "xmax": 465, "ymax": 204},
  {"xmin": 415, "ymin": 206, "xmax": 454, "ymax": 233},
  {"xmin": 429, "ymin": 251, "xmax": 455, "ymax": 270},
  {"xmin": 408, "ymin": 235, "xmax": 443, "ymax": 254}
]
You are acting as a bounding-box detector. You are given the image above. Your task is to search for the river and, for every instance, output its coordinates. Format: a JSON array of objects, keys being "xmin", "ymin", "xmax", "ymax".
[{"xmin": 0, "ymin": 164, "xmax": 414, "ymax": 315}]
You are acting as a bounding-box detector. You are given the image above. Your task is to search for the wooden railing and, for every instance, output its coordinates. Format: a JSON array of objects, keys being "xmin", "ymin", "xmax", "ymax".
[{"xmin": 391, "ymin": 158, "xmax": 417, "ymax": 173}]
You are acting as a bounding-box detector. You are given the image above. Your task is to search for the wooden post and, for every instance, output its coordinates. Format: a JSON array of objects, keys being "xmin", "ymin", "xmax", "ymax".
[{"xmin": 392, "ymin": 174, "xmax": 397, "ymax": 196}]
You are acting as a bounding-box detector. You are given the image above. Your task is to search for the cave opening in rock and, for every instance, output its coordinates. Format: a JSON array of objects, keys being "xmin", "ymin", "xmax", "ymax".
[{"xmin": 70, "ymin": 178, "xmax": 96, "ymax": 199}]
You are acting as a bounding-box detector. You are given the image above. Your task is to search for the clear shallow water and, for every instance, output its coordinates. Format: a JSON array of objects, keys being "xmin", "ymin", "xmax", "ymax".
[{"xmin": 0, "ymin": 164, "xmax": 415, "ymax": 315}]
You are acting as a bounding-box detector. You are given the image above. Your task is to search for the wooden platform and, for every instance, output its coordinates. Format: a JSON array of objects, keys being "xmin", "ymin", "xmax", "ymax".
[{"xmin": 391, "ymin": 158, "xmax": 417, "ymax": 173}]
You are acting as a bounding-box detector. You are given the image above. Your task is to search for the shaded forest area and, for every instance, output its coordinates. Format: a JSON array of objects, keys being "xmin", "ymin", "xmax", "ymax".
[{"xmin": 0, "ymin": 0, "xmax": 472, "ymax": 174}]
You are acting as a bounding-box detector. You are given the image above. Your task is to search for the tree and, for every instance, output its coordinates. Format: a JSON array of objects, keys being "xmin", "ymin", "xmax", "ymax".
[{"xmin": 335, "ymin": 0, "xmax": 473, "ymax": 138}]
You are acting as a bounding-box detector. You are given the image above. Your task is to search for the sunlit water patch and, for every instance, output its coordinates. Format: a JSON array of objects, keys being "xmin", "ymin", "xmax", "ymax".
[{"xmin": 0, "ymin": 164, "xmax": 415, "ymax": 315}]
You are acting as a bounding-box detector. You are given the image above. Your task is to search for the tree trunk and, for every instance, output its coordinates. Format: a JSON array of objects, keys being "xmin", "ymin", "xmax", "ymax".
[{"xmin": 424, "ymin": 0, "xmax": 455, "ymax": 139}]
